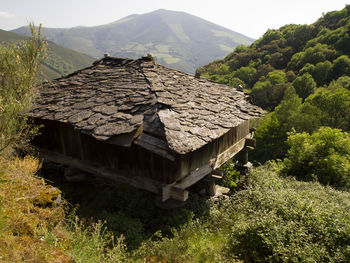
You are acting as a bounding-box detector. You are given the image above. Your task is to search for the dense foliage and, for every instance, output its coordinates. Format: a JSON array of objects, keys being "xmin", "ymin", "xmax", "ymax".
[
  {"xmin": 198, "ymin": 5, "xmax": 350, "ymax": 170},
  {"xmin": 130, "ymin": 165, "xmax": 350, "ymax": 262},
  {"xmin": 0, "ymin": 24, "xmax": 46, "ymax": 156},
  {"xmin": 282, "ymin": 127, "xmax": 350, "ymax": 191},
  {"xmin": 197, "ymin": 5, "xmax": 350, "ymax": 110}
]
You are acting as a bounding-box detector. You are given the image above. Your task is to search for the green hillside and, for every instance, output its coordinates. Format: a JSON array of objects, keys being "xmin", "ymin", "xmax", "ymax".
[
  {"xmin": 0, "ymin": 29, "xmax": 94, "ymax": 80},
  {"xmin": 12, "ymin": 9, "xmax": 254, "ymax": 73},
  {"xmin": 197, "ymin": 5, "xmax": 350, "ymax": 109},
  {"xmin": 198, "ymin": 5, "xmax": 350, "ymax": 164}
]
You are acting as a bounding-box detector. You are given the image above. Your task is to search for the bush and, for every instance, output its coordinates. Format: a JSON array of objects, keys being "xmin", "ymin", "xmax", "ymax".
[
  {"xmin": 251, "ymin": 87, "xmax": 302, "ymax": 162},
  {"xmin": 292, "ymin": 73, "xmax": 316, "ymax": 100},
  {"xmin": 226, "ymin": 165, "xmax": 350, "ymax": 262},
  {"xmin": 0, "ymin": 156, "xmax": 128, "ymax": 262},
  {"xmin": 282, "ymin": 127, "xmax": 350, "ymax": 190},
  {"xmin": 218, "ymin": 163, "xmax": 240, "ymax": 189},
  {"xmin": 129, "ymin": 165, "xmax": 350, "ymax": 262},
  {"xmin": 0, "ymin": 23, "xmax": 46, "ymax": 156}
]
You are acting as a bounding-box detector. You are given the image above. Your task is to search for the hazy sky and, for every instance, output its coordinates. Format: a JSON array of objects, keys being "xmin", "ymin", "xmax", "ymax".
[{"xmin": 0, "ymin": 0, "xmax": 348, "ymax": 39}]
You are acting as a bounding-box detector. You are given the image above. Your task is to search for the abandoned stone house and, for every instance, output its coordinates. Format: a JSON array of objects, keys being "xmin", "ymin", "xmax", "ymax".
[{"xmin": 29, "ymin": 55, "xmax": 263, "ymax": 203}]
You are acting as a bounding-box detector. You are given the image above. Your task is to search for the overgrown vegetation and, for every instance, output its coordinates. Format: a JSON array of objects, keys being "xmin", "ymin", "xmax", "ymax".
[
  {"xmin": 0, "ymin": 24, "xmax": 46, "ymax": 155},
  {"xmin": 2, "ymin": 157, "xmax": 350, "ymax": 262},
  {"xmin": 0, "ymin": 156, "xmax": 128, "ymax": 262},
  {"xmin": 198, "ymin": 5, "xmax": 350, "ymax": 109},
  {"xmin": 129, "ymin": 165, "xmax": 350, "ymax": 262},
  {"xmin": 282, "ymin": 127, "xmax": 350, "ymax": 191}
]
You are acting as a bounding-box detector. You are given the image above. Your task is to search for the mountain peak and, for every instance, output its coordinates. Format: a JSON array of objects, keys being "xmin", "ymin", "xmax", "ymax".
[{"xmin": 11, "ymin": 9, "xmax": 254, "ymax": 73}]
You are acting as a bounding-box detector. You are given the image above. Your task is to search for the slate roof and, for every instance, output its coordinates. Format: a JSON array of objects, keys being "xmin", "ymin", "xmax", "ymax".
[{"xmin": 29, "ymin": 55, "xmax": 264, "ymax": 154}]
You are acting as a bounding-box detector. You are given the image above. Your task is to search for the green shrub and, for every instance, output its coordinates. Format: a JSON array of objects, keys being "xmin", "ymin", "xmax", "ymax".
[
  {"xmin": 0, "ymin": 23, "xmax": 46, "ymax": 156},
  {"xmin": 226, "ymin": 165, "xmax": 350, "ymax": 262},
  {"xmin": 131, "ymin": 220, "xmax": 228, "ymax": 263},
  {"xmin": 282, "ymin": 127, "xmax": 350, "ymax": 190},
  {"xmin": 66, "ymin": 217, "xmax": 127, "ymax": 263},
  {"xmin": 128, "ymin": 165, "xmax": 350, "ymax": 262},
  {"xmin": 218, "ymin": 162, "xmax": 240, "ymax": 189}
]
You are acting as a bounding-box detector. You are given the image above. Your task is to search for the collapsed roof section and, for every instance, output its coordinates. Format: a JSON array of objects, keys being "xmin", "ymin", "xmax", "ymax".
[{"xmin": 29, "ymin": 55, "xmax": 263, "ymax": 154}]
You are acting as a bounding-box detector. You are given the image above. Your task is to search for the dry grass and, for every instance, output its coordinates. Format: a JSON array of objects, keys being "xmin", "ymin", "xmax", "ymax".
[{"xmin": 0, "ymin": 156, "xmax": 72, "ymax": 263}]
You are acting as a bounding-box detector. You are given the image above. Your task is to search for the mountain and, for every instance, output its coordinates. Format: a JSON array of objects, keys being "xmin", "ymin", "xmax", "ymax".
[
  {"xmin": 0, "ymin": 29, "xmax": 95, "ymax": 80},
  {"xmin": 12, "ymin": 9, "xmax": 254, "ymax": 73}
]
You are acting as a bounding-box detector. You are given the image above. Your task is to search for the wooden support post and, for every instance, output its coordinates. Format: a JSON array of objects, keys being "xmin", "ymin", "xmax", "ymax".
[
  {"xmin": 237, "ymin": 137, "xmax": 256, "ymax": 174},
  {"xmin": 203, "ymin": 174, "xmax": 222, "ymax": 196},
  {"xmin": 205, "ymin": 180, "xmax": 217, "ymax": 196},
  {"xmin": 238, "ymin": 148, "xmax": 249, "ymax": 165},
  {"xmin": 171, "ymin": 187, "xmax": 189, "ymax": 202},
  {"xmin": 161, "ymin": 184, "xmax": 189, "ymax": 202}
]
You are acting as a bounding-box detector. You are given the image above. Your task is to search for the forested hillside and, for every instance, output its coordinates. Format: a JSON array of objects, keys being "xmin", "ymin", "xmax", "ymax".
[
  {"xmin": 198, "ymin": 5, "xmax": 350, "ymax": 165},
  {"xmin": 198, "ymin": 5, "xmax": 350, "ymax": 107}
]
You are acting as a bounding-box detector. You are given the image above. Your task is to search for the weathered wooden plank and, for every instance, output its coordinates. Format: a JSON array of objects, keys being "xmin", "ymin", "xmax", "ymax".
[
  {"xmin": 213, "ymin": 138, "xmax": 246, "ymax": 169},
  {"xmin": 170, "ymin": 187, "xmax": 189, "ymax": 202},
  {"xmin": 134, "ymin": 133, "xmax": 175, "ymax": 161},
  {"xmin": 176, "ymin": 163, "xmax": 213, "ymax": 189},
  {"xmin": 161, "ymin": 184, "xmax": 189, "ymax": 202},
  {"xmin": 107, "ymin": 125, "xmax": 143, "ymax": 147},
  {"xmin": 161, "ymin": 184, "xmax": 172, "ymax": 202},
  {"xmin": 39, "ymin": 149, "xmax": 161, "ymax": 194}
]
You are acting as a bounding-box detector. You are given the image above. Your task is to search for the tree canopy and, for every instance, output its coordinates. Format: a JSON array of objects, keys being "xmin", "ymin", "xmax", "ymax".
[{"xmin": 197, "ymin": 5, "xmax": 350, "ymax": 110}]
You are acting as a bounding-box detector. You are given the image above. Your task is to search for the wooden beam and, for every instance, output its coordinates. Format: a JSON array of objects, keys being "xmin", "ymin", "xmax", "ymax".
[
  {"xmin": 160, "ymin": 163, "xmax": 213, "ymax": 202},
  {"xmin": 213, "ymin": 138, "xmax": 246, "ymax": 169},
  {"xmin": 176, "ymin": 163, "xmax": 213, "ymax": 189},
  {"xmin": 134, "ymin": 133, "xmax": 175, "ymax": 161},
  {"xmin": 161, "ymin": 184, "xmax": 189, "ymax": 202},
  {"xmin": 39, "ymin": 149, "xmax": 161, "ymax": 194},
  {"xmin": 170, "ymin": 187, "xmax": 189, "ymax": 202}
]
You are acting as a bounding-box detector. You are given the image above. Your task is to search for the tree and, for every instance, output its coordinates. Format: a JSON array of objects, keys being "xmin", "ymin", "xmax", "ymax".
[
  {"xmin": 304, "ymin": 87, "xmax": 350, "ymax": 131},
  {"xmin": 0, "ymin": 24, "xmax": 46, "ymax": 155},
  {"xmin": 312, "ymin": 60, "xmax": 333, "ymax": 85},
  {"xmin": 332, "ymin": 55, "xmax": 350, "ymax": 79},
  {"xmin": 252, "ymin": 87, "xmax": 302, "ymax": 162},
  {"xmin": 288, "ymin": 43, "xmax": 336, "ymax": 71},
  {"xmin": 251, "ymin": 70, "xmax": 288, "ymax": 110},
  {"xmin": 233, "ymin": 66, "xmax": 256, "ymax": 87},
  {"xmin": 292, "ymin": 73, "xmax": 317, "ymax": 100},
  {"xmin": 282, "ymin": 127, "xmax": 350, "ymax": 190},
  {"xmin": 253, "ymin": 29, "xmax": 283, "ymax": 48},
  {"xmin": 328, "ymin": 76, "xmax": 350, "ymax": 90}
]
